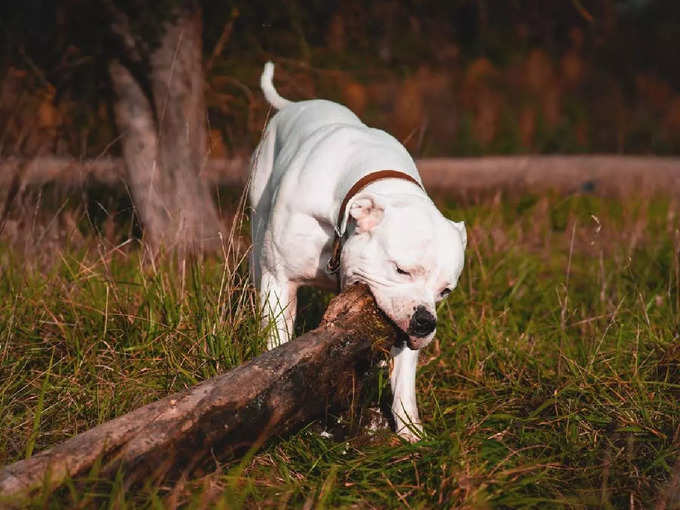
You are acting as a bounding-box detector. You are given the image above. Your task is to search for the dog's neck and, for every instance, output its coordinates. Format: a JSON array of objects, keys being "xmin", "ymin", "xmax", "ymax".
[
  {"xmin": 330, "ymin": 169, "xmax": 424, "ymax": 229},
  {"xmin": 325, "ymin": 172, "xmax": 426, "ymax": 274},
  {"xmin": 336, "ymin": 170, "xmax": 422, "ymax": 225},
  {"xmin": 359, "ymin": 178, "xmax": 426, "ymax": 198}
]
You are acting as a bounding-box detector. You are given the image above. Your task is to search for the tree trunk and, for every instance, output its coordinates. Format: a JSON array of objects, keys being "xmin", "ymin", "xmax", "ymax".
[
  {"xmin": 108, "ymin": 5, "xmax": 221, "ymax": 253},
  {"xmin": 0, "ymin": 284, "xmax": 401, "ymax": 499}
]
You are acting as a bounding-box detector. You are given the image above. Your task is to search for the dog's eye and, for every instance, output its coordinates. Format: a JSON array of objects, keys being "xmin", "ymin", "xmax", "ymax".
[
  {"xmin": 440, "ymin": 288, "xmax": 451, "ymax": 297},
  {"xmin": 395, "ymin": 265, "xmax": 410, "ymax": 276}
]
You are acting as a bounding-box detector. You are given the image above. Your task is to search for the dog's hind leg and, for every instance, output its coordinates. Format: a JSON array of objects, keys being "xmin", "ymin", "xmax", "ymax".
[
  {"xmin": 259, "ymin": 271, "xmax": 298, "ymax": 350},
  {"xmin": 249, "ymin": 122, "xmax": 276, "ymax": 214},
  {"xmin": 249, "ymin": 123, "xmax": 276, "ymax": 291},
  {"xmin": 390, "ymin": 345, "xmax": 423, "ymax": 442}
]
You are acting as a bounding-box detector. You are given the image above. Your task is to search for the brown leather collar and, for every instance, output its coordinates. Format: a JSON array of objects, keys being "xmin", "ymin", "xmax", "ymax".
[{"xmin": 326, "ymin": 170, "xmax": 422, "ymax": 274}]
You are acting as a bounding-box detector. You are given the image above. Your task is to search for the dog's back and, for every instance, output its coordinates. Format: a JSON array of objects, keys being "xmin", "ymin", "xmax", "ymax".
[{"xmin": 250, "ymin": 63, "xmax": 363, "ymax": 212}]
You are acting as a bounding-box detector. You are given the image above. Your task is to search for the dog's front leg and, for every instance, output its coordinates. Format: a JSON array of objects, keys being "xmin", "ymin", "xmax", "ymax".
[
  {"xmin": 390, "ymin": 345, "xmax": 422, "ymax": 442},
  {"xmin": 259, "ymin": 272, "xmax": 297, "ymax": 350}
]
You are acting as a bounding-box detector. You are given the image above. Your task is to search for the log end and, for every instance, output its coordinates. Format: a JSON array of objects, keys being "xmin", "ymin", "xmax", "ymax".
[{"xmin": 321, "ymin": 283, "xmax": 406, "ymax": 354}]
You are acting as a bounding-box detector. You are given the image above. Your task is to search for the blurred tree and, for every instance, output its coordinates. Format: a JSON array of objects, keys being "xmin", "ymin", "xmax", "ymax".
[
  {"xmin": 105, "ymin": 1, "xmax": 220, "ymax": 253},
  {"xmin": 2, "ymin": 0, "xmax": 680, "ymax": 165}
]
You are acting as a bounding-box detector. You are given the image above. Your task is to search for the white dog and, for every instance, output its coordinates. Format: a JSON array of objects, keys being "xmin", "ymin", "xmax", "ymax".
[{"xmin": 249, "ymin": 62, "xmax": 466, "ymax": 441}]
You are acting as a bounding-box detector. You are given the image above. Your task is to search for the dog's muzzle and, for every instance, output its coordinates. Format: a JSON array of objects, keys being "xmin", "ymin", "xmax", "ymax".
[{"xmin": 407, "ymin": 306, "xmax": 437, "ymax": 337}]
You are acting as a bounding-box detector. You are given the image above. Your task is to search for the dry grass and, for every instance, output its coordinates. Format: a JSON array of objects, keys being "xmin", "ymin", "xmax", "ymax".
[{"xmin": 1, "ymin": 187, "xmax": 679, "ymax": 508}]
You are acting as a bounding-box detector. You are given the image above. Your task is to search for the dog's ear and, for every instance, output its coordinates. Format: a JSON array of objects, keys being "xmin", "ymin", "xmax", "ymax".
[
  {"xmin": 341, "ymin": 194, "xmax": 385, "ymax": 234},
  {"xmin": 450, "ymin": 220, "xmax": 467, "ymax": 249}
]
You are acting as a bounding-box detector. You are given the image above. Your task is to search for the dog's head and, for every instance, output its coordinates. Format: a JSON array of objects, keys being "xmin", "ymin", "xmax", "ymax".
[{"xmin": 339, "ymin": 191, "xmax": 466, "ymax": 349}]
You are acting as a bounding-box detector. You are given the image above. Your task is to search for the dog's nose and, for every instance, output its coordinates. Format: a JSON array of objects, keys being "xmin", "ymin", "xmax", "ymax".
[{"xmin": 408, "ymin": 306, "xmax": 436, "ymax": 337}]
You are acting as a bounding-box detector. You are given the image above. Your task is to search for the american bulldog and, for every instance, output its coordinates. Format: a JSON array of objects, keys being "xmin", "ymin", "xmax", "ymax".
[{"xmin": 249, "ymin": 62, "xmax": 466, "ymax": 441}]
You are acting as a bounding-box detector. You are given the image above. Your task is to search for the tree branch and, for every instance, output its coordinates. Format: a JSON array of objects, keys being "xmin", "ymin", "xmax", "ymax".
[{"xmin": 0, "ymin": 284, "xmax": 400, "ymax": 500}]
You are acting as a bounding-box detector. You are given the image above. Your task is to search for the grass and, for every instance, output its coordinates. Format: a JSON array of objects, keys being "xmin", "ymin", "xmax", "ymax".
[{"xmin": 1, "ymin": 189, "xmax": 679, "ymax": 508}]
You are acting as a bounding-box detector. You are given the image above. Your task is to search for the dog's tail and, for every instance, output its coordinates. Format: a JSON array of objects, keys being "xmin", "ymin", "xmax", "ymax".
[{"xmin": 260, "ymin": 62, "xmax": 292, "ymax": 110}]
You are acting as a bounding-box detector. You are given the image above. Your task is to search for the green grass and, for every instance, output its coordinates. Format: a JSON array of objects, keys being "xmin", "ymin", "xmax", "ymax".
[{"xmin": 1, "ymin": 191, "xmax": 679, "ymax": 508}]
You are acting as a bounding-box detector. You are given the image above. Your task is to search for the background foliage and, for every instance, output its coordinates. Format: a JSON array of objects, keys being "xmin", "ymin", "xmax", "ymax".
[{"xmin": 1, "ymin": 0, "xmax": 680, "ymax": 158}]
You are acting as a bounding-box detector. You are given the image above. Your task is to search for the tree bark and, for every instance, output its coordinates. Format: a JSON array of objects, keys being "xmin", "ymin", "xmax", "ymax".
[
  {"xmin": 108, "ymin": 5, "xmax": 221, "ymax": 253},
  {"xmin": 0, "ymin": 284, "xmax": 401, "ymax": 499},
  {"xmin": 109, "ymin": 61, "xmax": 171, "ymax": 242}
]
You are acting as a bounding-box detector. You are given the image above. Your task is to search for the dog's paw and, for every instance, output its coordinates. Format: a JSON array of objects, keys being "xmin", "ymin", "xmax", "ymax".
[{"xmin": 396, "ymin": 421, "xmax": 424, "ymax": 443}]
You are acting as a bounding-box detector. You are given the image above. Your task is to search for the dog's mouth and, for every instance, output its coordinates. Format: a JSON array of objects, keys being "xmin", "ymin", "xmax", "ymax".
[
  {"xmin": 345, "ymin": 280, "xmax": 429, "ymax": 350},
  {"xmin": 377, "ymin": 307, "xmax": 435, "ymax": 350},
  {"xmin": 404, "ymin": 336, "xmax": 419, "ymax": 350},
  {"xmin": 382, "ymin": 316, "xmax": 435, "ymax": 350},
  {"xmin": 405, "ymin": 334, "xmax": 434, "ymax": 350}
]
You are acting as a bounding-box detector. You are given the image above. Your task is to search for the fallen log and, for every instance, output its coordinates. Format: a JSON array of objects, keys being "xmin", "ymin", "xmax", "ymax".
[
  {"xmin": 0, "ymin": 284, "xmax": 401, "ymax": 500},
  {"xmin": 2, "ymin": 155, "xmax": 680, "ymax": 195}
]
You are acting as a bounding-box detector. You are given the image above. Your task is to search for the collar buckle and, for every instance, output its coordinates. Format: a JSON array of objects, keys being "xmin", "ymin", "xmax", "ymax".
[{"xmin": 326, "ymin": 235, "xmax": 343, "ymax": 274}]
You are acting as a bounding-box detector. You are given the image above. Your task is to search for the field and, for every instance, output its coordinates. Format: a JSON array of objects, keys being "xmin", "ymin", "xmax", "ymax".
[{"xmin": 1, "ymin": 187, "xmax": 679, "ymax": 508}]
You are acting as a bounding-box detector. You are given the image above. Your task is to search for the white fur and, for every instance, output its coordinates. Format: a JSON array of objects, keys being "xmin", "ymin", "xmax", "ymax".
[
  {"xmin": 249, "ymin": 62, "xmax": 466, "ymax": 441},
  {"xmin": 260, "ymin": 62, "xmax": 291, "ymax": 110}
]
